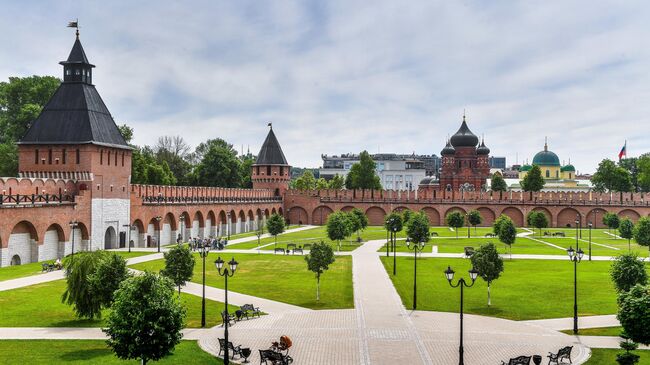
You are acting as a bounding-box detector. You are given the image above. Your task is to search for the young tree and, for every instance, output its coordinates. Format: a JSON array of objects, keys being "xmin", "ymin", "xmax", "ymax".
[
  {"xmin": 467, "ymin": 210, "xmax": 483, "ymax": 235},
  {"xmin": 295, "ymin": 170, "xmax": 317, "ymax": 190},
  {"xmin": 592, "ymin": 159, "xmax": 633, "ymax": 197},
  {"xmin": 88, "ymin": 253, "xmax": 131, "ymax": 307},
  {"xmin": 304, "ymin": 241, "xmax": 336, "ymax": 301},
  {"xmin": 326, "ymin": 211, "xmax": 352, "ymax": 251},
  {"xmin": 350, "ymin": 208, "xmax": 368, "ymax": 240},
  {"xmin": 266, "ymin": 213, "xmax": 286, "ymax": 250},
  {"xmin": 493, "ymin": 214, "xmax": 509, "ymax": 236},
  {"xmin": 497, "ymin": 215, "xmax": 517, "ymax": 255},
  {"xmin": 345, "ymin": 151, "xmax": 382, "ymax": 190},
  {"xmin": 604, "ymin": 212, "xmax": 621, "ymax": 235},
  {"xmin": 384, "ymin": 212, "xmax": 404, "ymax": 252},
  {"xmin": 521, "ymin": 165, "xmax": 545, "ymax": 192},
  {"xmin": 634, "ymin": 217, "xmax": 650, "ymax": 255},
  {"xmin": 406, "ymin": 211, "xmax": 431, "ymax": 245},
  {"xmin": 346, "ymin": 212, "xmax": 361, "ymax": 243},
  {"xmin": 104, "ymin": 272, "xmax": 185, "ymax": 365},
  {"xmin": 316, "ymin": 177, "xmax": 329, "ymax": 190},
  {"xmin": 401, "ymin": 209, "xmax": 414, "ymax": 227},
  {"xmin": 470, "ymin": 242, "xmax": 504, "ymax": 306},
  {"xmin": 611, "ymin": 253, "xmax": 648, "ymax": 293},
  {"xmin": 527, "ymin": 211, "xmax": 549, "ymax": 237},
  {"xmin": 490, "ymin": 172, "xmax": 508, "ymax": 193},
  {"xmin": 617, "ymin": 284, "xmax": 650, "ymax": 346},
  {"xmin": 445, "ymin": 211, "xmax": 465, "ymax": 239},
  {"xmin": 193, "ymin": 138, "xmax": 244, "ymax": 188},
  {"xmin": 61, "ymin": 251, "xmax": 110, "ymax": 319},
  {"xmin": 619, "ymin": 218, "xmax": 635, "ymax": 251},
  {"xmin": 161, "ymin": 245, "xmax": 195, "ymax": 294},
  {"xmin": 328, "ymin": 174, "xmax": 345, "ymax": 189},
  {"xmin": 638, "ymin": 154, "xmax": 650, "ymax": 192}
]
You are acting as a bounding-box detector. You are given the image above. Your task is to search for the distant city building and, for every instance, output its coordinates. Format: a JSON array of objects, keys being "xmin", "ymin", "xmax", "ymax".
[
  {"xmin": 488, "ymin": 156, "xmax": 506, "ymax": 169},
  {"xmin": 319, "ymin": 153, "xmax": 431, "ymax": 191}
]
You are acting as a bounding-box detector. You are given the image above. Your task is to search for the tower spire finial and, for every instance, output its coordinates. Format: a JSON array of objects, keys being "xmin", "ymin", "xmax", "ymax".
[
  {"xmin": 67, "ymin": 19, "xmax": 79, "ymax": 39},
  {"xmin": 544, "ymin": 136, "xmax": 548, "ymax": 152},
  {"xmin": 463, "ymin": 109, "xmax": 466, "ymax": 122},
  {"xmin": 267, "ymin": 122, "xmax": 272, "ymax": 130}
]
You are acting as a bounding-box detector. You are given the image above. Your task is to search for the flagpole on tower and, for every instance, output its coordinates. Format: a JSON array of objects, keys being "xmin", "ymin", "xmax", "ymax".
[{"xmin": 67, "ymin": 19, "xmax": 79, "ymax": 38}]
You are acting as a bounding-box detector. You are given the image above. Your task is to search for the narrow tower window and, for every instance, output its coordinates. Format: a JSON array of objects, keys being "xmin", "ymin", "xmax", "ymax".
[
  {"xmin": 35, "ymin": 149, "xmax": 39, "ymax": 164},
  {"xmin": 76, "ymin": 149, "xmax": 80, "ymax": 164},
  {"xmin": 62, "ymin": 149, "xmax": 66, "ymax": 164}
]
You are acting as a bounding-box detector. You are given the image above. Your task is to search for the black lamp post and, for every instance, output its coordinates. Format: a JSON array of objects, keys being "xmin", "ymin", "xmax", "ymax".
[
  {"xmin": 567, "ymin": 227, "xmax": 584, "ymax": 335},
  {"xmin": 155, "ymin": 216, "xmax": 162, "ymax": 252},
  {"xmin": 215, "ymin": 256, "xmax": 238, "ymax": 365},
  {"xmin": 199, "ymin": 243, "xmax": 211, "ymax": 327},
  {"xmin": 444, "ymin": 265, "xmax": 479, "ymax": 365},
  {"xmin": 405, "ymin": 237, "xmax": 425, "ymax": 310},
  {"xmin": 69, "ymin": 220, "xmax": 78, "ymax": 258},
  {"xmin": 588, "ymin": 222, "xmax": 592, "ymax": 261},
  {"xmin": 392, "ymin": 226, "xmax": 398, "ymax": 276},
  {"xmin": 386, "ymin": 218, "xmax": 395, "ymax": 258}
]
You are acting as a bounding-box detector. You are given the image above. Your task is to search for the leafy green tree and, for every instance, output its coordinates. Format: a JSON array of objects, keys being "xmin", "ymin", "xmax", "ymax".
[
  {"xmin": 0, "ymin": 142, "xmax": 18, "ymax": 176},
  {"xmin": 611, "ymin": 253, "xmax": 648, "ymax": 293},
  {"xmin": 493, "ymin": 214, "xmax": 509, "ymax": 236},
  {"xmin": 592, "ymin": 159, "xmax": 633, "ymax": 197},
  {"xmin": 266, "ymin": 213, "xmax": 286, "ymax": 250},
  {"xmin": 384, "ymin": 212, "xmax": 403, "ymax": 233},
  {"xmin": 350, "ymin": 208, "xmax": 368, "ymax": 239},
  {"xmin": 470, "ymin": 242, "xmax": 504, "ymax": 306},
  {"xmin": 329, "ymin": 174, "xmax": 345, "ymax": 189},
  {"xmin": 295, "ymin": 170, "xmax": 317, "ymax": 190},
  {"xmin": 604, "ymin": 212, "xmax": 621, "ymax": 234},
  {"xmin": 0, "ymin": 75, "xmax": 60, "ymax": 143},
  {"xmin": 193, "ymin": 138, "xmax": 243, "ymax": 187},
  {"xmin": 87, "ymin": 253, "xmax": 131, "ymax": 307},
  {"xmin": 617, "ymin": 284, "xmax": 650, "ymax": 345},
  {"xmin": 305, "ymin": 241, "xmax": 336, "ymax": 301},
  {"xmin": 637, "ymin": 154, "xmax": 650, "ymax": 192},
  {"xmin": 527, "ymin": 211, "xmax": 549, "ymax": 237},
  {"xmin": 467, "ymin": 210, "xmax": 483, "ymax": 235},
  {"xmin": 634, "ymin": 217, "xmax": 650, "ymax": 254},
  {"xmin": 239, "ymin": 154, "xmax": 255, "ymax": 188},
  {"xmin": 161, "ymin": 245, "xmax": 195, "ymax": 294},
  {"xmin": 61, "ymin": 251, "xmax": 110, "ymax": 319},
  {"xmin": 497, "ymin": 215, "xmax": 517, "ymax": 255},
  {"xmin": 345, "ymin": 151, "xmax": 382, "ymax": 190},
  {"xmin": 521, "ymin": 165, "xmax": 545, "ymax": 192},
  {"xmin": 117, "ymin": 124, "xmax": 134, "ymax": 144},
  {"xmin": 619, "ymin": 218, "xmax": 635, "ymax": 251},
  {"xmin": 401, "ymin": 209, "xmax": 413, "ymax": 227},
  {"xmin": 619, "ymin": 157, "xmax": 640, "ymax": 193},
  {"xmin": 617, "ymin": 335, "xmax": 641, "ymax": 365},
  {"xmin": 316, "ymin": 178, "xmax": 329, "ymax": 190},
  {"xmin": 104, "ymin": 272, "xmax": 185, "ymax": 365},
  {"xmin": 406, "ymin": 211, "xmax": 430, "ymax": 244},
  {"xmin": 445, "ymin": 211, "xmax": 464, "ymax": 239},
  {"xmin": 490, "ymin": 172, "xmax": 508, "ymax": 192},
  {"xmin": 326, "ymin": 211, "xmax": 352, "ymax": 251}
]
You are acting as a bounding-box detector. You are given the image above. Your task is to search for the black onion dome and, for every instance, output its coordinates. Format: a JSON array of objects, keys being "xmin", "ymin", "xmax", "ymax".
[
  {"xmin": 477, "ymin": 140, "xmax": 490, "ymax": 155},
  {"xmin": 450, "ymin": 116, "xmax": 479, "ymax": 148},
  {"xmin": 441, "ymin": 140, "xmax": 455, "ymax": 155}
]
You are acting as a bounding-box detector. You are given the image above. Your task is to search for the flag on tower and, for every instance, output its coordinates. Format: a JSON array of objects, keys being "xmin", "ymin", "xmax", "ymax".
[
  {"xmin": 618, "ymin": 141, "xmax": 627, "ymax": 160},
  {"xmin": 67, "ymin": 20, "xmax": 78, "ymax": 28}
]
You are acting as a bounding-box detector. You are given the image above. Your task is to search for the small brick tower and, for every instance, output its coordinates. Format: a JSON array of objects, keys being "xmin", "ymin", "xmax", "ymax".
[{"xmin": 252, "ymin": 124, "xmax": 290, "ymax": 197}]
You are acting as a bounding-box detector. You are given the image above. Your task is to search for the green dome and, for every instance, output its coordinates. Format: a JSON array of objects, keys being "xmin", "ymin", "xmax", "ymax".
[
  {"xmin": 561, "ymin": 164, "xmax": 576, "ymax": 172},
  {"xmin": 532, "ymin": 141, "xmax": 560, "ymax": 166},
  {"xmin": 519, "ymin": 164, "xmax": 532, "ymax": 172}
]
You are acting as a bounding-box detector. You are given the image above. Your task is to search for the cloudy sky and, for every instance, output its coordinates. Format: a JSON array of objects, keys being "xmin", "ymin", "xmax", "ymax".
[{"xmin": 1, "ymin": 1, "xmax": 648, "ymax": 173}]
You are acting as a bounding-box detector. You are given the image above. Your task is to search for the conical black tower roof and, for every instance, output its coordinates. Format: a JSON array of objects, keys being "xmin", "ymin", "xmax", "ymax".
[
  {"xmin": 19, "ymin": 34, "xmax": 129, "ymax": 149},
  {"xmin": 255, "ymin": 127, "xmax": 288, "ymax": 165}
]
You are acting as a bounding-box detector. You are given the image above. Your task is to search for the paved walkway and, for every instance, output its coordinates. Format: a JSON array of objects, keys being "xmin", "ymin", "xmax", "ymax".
[
  {"xmin": 198, "ymin": 240, "xmax": 591, "ymax": 364},
  {"xmin": 525, "ymin": 315, "xmax": 619, "ymax": 331}
]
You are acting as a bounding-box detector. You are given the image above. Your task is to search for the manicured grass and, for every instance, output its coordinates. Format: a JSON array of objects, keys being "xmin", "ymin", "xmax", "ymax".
[
  {"xmin": 131, "ymin": 253, "xmax": 354, "ymax": 310},
  {"xmin": 0, "ymin": 280, "xmax": 236, "ymax": 328},
  {"xmin": 0, "ymin": 252, "xmax": 152, "ymax": 283},
  {"xmin": 586, "ymin": 348, "xmax": 650, "ymax": 364},
  {"xmin": 561, "ymin": 326, "xmax": 623, "ymax": 336},
  {"xmin": 0, "ymin": 340, "xmax": 222, "ymax": 364},
  {"xmin": 381, "ymin": 257, "xmax": 642, "ymax": 320}
]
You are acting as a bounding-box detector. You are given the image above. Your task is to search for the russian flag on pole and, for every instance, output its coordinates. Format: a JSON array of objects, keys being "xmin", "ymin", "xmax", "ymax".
[{"xmin": 618, "ymin": 141, "xmax": 627, "ymax": 160}]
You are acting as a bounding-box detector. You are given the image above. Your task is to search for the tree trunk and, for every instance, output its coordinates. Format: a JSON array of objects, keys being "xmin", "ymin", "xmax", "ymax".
[
  {"xmin": 178, "ymin": 285, "xmax": 181, "ymax": 295},
  {"xmin": 316, "ymin": 274, "xmax": 320, "ymax": 301},
  {"xmin": 142, "ymin": 358, "xmax": 147, "ymax": 365},
  {"xmin": 487, "ymin": 282, "xmax": 491, "ymax": 307}
]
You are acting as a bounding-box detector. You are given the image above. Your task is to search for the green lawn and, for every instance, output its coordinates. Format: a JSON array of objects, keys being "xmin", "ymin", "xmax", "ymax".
[
  {"xmin": 0, "ymin": 280, "xmax": 236, "ymax": 328},
  {"xmin": 586, "ymin": 348, "xmax": 650, "ymax": 364},
  {"xmin": 381, "ymin": 257, "xmax": 637, "ymax": 320},
  {"xmin": 560, "ymin": 326, "xmax": 623, "ymax": 336},
  {"xmin": 131, "ymin": 253, "xmax": 354, "ymax": 310},
  {"xmin": 0, "ymin": 340, "xmax": 222, "ymax": 364},
  {"xmin": 0, "ymin": 252, "xmax": 152, "ymax": 283}
]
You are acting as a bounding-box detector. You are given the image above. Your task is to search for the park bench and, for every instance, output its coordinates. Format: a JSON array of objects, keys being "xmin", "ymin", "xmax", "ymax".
[
  {"xmin": 260, "ymin": 349, "xmax": 293, "ymax": 365},
  {"xmin": 303, "ymin": 243, "xmax": 312, "ymax": 251},
  {"xmin": 430, "ymin": 232, "xmax": 439, "ymax": 237},
  {"xmin": 217, "ymin": 338, "xmax": 243, "ymax": 360},
  {"xmin": 485, "ymin": 233, "xmax": 495, "ymax": 238},
  {"xmin": 41, "ymin": 262, "xmax": 55, "ymax": 272},
  {"xmin": 543, "ymin": 231, "xmax": 551, "ymax": 236},
  {"xmin": 221, "ymin": 310, "xmax": 236, "ymax": 326},
  {"xmin": 240, "ymin": 304, "xmax": 262, "ymax": 319},
  {"xmin": 292, "ymin": 247, "xmax": 303, "ymax": 255},
  {"xmin": 286, "ymin": 243, "xmax": 296, "ymax": 252},
  {"xmin": 274, "ymin": 248, "xmax": 285, "ymax": 255},
  {"xmin": 464, "ymin": 246, "xmax": 475, "ymax": 258},
  {"xmin": 552, "ymin": 232, "xmax": 566, "ymax": 237},
  {"xmin": 548, "ymin": 346, "xmax": 572, "ymax": 365},
  {"xmin": 501, "ymin": 355, "xmax": 531, "ymax": 365}
]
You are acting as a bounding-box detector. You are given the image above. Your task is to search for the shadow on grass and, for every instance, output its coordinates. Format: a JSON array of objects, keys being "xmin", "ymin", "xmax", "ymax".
[{"xmin": 58, "ymin": 347, "xmax": 111, "ymax": 361}]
